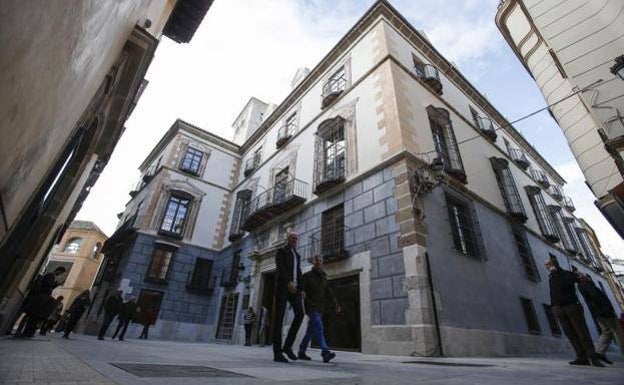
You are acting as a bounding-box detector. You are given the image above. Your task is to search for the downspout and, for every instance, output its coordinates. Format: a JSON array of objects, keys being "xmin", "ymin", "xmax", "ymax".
[{"xmin": 425, "ymin": 251, "xmax": 443, "ymax": 356}]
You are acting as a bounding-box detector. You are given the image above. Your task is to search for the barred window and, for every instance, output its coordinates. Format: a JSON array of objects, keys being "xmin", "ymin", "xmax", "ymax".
[
  {"xmin": 511, "ymin": 224, "xmax": 540, "ymax": 282},
  {"xmin": 445, "ymin": 194, "xmax": 480, "ymax": 258},
  {"xmin": 229, "ymin": 189, "xmax": 252, "ymax": 240},
  {"xmin": 314, "ymin": 117, "xmax": 346, "ymax": 194},
  {"xmin": 160, "ymin": 194, "xmax": 191, "ymax": 237},
  {"xmin": 563, "ymin": 217, "xmax": 581, "ymax": 255},
  {"xmin": 576, "ymin": 228, "xmax": 600, "ymax": 265},
  {"xmin": 525, "ymin": 186, "xmax": 559, "ymax": 242},
  {"xmin": 548, "ymin": 205, "xmax": 576, "ymax": 253},
  {"xmin": 542, "ymin": 304, "xmax": 561, "ymax": 336},
  {"xmin": 427, "ymin": 106, "xmax": 465, "ymax": 182},
  {"xmin": 520, "ymin": 297, "xmax": 541, "ymax": 334},
  {"xmin": 491, "ymin": 157, "xmax": 526, "ymax": 220},
  {"xmin": 180, "ymin": 146, "xmax": 203, "ymax": 175},
  {"xmin": 146, "ymin": 247, "xmax": 174, "ymax": 282}
]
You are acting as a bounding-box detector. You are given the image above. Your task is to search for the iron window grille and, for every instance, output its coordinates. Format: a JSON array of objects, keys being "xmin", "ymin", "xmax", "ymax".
[
  {"xmin": 314, "ymin": 116, "xmax": 346, "ymax": 194},
  {"xmin": 508, "ymin": 148, "xmax": 530, "ymax": 170},
  {"xmin": 414, "ymin": 58, "xmax": 443, "ymax": 94},
  {"xmin": 542, "ymin": 304, "xmax": 562, "ymax": 336},
  {"xmin": 491, "ymin": 157, "xmax": 527, "ymax": 221},
  {"xmin": 470, "ymin": 106, "xmax": 497, "ymax": 141},
  {"xmin": 244, "ymin": 149, "xmax": 262, "ymax": 177},
  {"xmin": 221, "ymin": 251, "xmax": 241, "ymax": 288},
  {"xmin": 520, "ymin": 297, "xmax": 541, "ymax": 334},
  {"xmin": 310, "ymin": 204, "xmax": 349, "ymax": 262},
  {"xmin": 146, "ymin": 247, "xmax": 175, "ymax": 283},
  {"xmin": 179, "ymin": 146, "xmax": 203, "ymax": 175},
  {"xmin": 530, "ymin": 168, "xmax": 550, "ymax": 189},
  {"xmin": 510, "ymin": 224, "xmax": 540, "ymax": 282},
  {"xmin": 525, "ymin": 186, "xmax": 559, "ymax": 242},
  {"xmin": 277, "ymin": 113, "xmax": 297, "ymax": 148},
  {"xmin": 563, "ymin": 217, "xmax": 581, "ymax": 256},
  {"xmin": 159, "ymin": 194, "xmax": 191, "ymax": 238},
  {"xmin": 228, "ymin": 189, "xmax": 252, "ymax": 242},
  {"xmin": 548, "ymin": 205, "xmax": 576, "ymax": 253},
  {"xmin": 186, "ymin": 258, "xmax": 215, "ymax": 295},
  {"xmin": 321, "ymin": 66, "xmax": 346, "ymax": 108},
  {"xmin": 427, "ymin": 106, "xmax": 466, "ymax": 182},
  {"xmin": 445, "ymin": 194, "xmax": 480, "ymax": 258},
  {"xmin": 575, "ymin": 227, "xmax": 600, "ymax": 266}
]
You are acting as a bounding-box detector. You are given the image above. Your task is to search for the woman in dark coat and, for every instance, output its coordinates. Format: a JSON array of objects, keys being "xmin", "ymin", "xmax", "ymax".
[{"xmin": 62, "ymin": 290, "xmax": 91, "ymax": 339}]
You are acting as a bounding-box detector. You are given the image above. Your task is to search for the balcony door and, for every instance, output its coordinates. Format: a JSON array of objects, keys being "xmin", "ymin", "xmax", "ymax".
[{"xmin": 273, "ymin": 167, "xmax": 289, "ymax": 204}]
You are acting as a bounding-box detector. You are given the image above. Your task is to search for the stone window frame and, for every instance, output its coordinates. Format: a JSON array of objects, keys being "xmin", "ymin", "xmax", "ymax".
[
  {"xmin": 320, "ymin": 55, "xmax": 352, "ymax": 109},
  {"xmin": 443, "ymin": 189, "xmax": 486, "ymax": 261},
  {"xmin": 519, "ymin": 297, "xmax": 542, "ymax": 335},
  {"xmin": 179, "ymin": 145, "xmax": 204, "ymax": 176},
  {"xmin": 63, "ymin": 237, "xmax": 83, "ymax": 254},
  {"xmin": 548, "ymin": 205, "xmax": 577, "ymax": 254},
  {"xmin": 176, "ymin": 138, "xmax": 211, "ymax": 178},
  {"xmin": 228, "ymin": 188, "xmax": 253, "ymax": 239},
  {"xmin": 426, "ymin": 105, "xmax": 466, "ymax": 183},
  {"xmin": 153, "ymin": 182, "xmax": 204, "ymax": 240}
]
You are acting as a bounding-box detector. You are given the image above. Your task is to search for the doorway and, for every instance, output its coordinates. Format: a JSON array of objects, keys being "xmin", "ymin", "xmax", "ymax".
[
  {"xmin": 319, "ymin": 274, "xmax": 361, "ymax": 351},
  {"xmin": 259, "ymin": 271, "xmax": 275, "ymax": 345}
]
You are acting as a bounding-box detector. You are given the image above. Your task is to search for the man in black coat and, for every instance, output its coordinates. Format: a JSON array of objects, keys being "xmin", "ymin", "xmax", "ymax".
[
  {"xmin": 112, "ymin": 297, "xmax": 137, "ymax": 341},
  {"xmin": 577, "ymin": 272, "xmax": 624, "ymax": 364},
  {"xmin": 272, "ymin": 232, "xmax": 304, "ymax": 363},
  {"xmin": 545, "ymin": 259, "xmax": 603, "ymax": 367},
  {"xmin": 98, "ymin": 290, "xmax": 123, "ymax": 340},
  {"xmin": 19, "ymin": 266, "xmax": 67, "ymax": 337},
  {"xmin": 63, "ymin": 290, "xmax": 91, "ymax": 338}
]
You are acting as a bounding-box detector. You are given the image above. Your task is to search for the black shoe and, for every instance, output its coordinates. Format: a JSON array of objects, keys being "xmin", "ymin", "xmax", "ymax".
[
  {"xmin": 596, "ymin": 353, "xmax": 613, "ymax": 365},
  {"xmin": 119, "ymin": 338, "xmax": 124, "ymax": 341},
  {"xmin": 97, "ymin": 337, "xmax": 104, "ymax": 340},
  {"xmin": 298, "ymin": 352, "xmax": 312, "ymax": 360},
  {"xmin": 589, "ymin": 355, "xmax": 605, "ymax": 367},
  {"xmin": 283, "ymin": 347, "xmax": 298, "ymax": 361},
  {"xmin": 569, "ymin": 358, "xmax": 590, "ymax": 366},
  {"xmin": 322, "ymin": 351, "xmax": 336, "ymax": 363},
  {"xmin": 273, "ymin": 354, "xmax": 289, "ymax": 363}
]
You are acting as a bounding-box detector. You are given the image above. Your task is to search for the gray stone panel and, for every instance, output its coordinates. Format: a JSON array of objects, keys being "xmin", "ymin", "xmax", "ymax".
[
  {"xmin": 345, "ymin": 211, "xmax": 364, "ymax": 229},
  {"xmin": 375, "ymin": 216, "xmax": 400, "ymax": 237},
  {"xmin": 371, "ymin": 277, "xmax": 393, "ymax": 300},
  {"xmin": 373, "ymin": 181, "xmax": 394, "ymax": 203},
  {"xmin": 362, "ymin": 171, "xmax": 383, "ymax": 192},
  {"xmin": 364, "ymin": 201, "xmax": 386, "ymax": 223},
  {"xmin": 378, "ymin": 252, "xmax": 405, "ymax": 278},
  {"xmin": 353, "ymin": 223, "xmax": 375, "ymax": 245},
  {"xmin": 344, "ymin": 181, "xmax": 363, "ymax": 200},
  {"xmin": 380, "ymin": 298, "xmax": 408, "ymax": 325},
  {"xmin": 353, "ymin": 190, "xmax": 373, "ymax": 212},
  {"xmin": 370, "ymin": 236, "xmax": 389, "ymax": 258}
]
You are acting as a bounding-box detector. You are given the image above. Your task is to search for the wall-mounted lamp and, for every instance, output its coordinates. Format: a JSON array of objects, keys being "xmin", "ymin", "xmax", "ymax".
[{"xmin": 610, "ymin": 55, "xmax": 624, "ymax": 81}]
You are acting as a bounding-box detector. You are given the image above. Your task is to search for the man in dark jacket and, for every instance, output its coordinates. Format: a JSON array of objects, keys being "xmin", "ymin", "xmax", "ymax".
[
  {"xmin": 112, "ymin": 297, "xmax": 137, "ymax": 341},
  {"xmin": 63, "ymin": 290, "xmax": 91, "ymax": 338},
  {"xmin": 272, "ymin": 232, "xmax": 304, "ymax": 363},
  {"xmin": 98, "ymin": 290, "xmax": 123, "ymax": 340},
  {"xmin": 545, "ymin": 259, "xmax": 603, "ymax": 367},
  {"xmin": 577, "ymin": 273, "xmax": 624, "ymax": 364},
  {"xmin": 298, "ymin": 255, "xmax": 340, "ymax": 363},
  {"xmin": 20, "ymin": 266, "xmax": 67, "ymax": 337}
]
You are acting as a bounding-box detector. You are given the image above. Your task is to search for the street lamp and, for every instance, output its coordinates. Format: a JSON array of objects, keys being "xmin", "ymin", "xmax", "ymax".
[{"xmin": 610, "ymin": 55, "xmax": 624, "ymax": 81}]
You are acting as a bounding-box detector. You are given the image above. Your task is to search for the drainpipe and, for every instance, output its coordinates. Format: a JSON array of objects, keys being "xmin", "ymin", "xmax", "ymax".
[{"xmin": 425, "ymin": 251, "xmax": 443, "ymax": 356}]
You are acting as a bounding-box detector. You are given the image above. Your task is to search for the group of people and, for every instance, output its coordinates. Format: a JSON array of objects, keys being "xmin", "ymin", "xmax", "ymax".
[
  {"xmin": 546, "ymin": 258, "xmax": 624, "ymax": 367},
  {"xmin": 97, "ymin": 289, "xmax": 157, "ymax": 340}
]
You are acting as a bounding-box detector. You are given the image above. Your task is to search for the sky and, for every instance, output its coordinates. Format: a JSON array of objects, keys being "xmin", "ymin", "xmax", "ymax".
[{"xmin": 76, "ymin": 0, "xmax": 624, "ymax": 271}]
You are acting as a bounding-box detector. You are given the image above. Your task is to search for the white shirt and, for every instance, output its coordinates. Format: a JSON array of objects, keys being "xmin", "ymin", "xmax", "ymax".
[{"xmin": 291, "ymin": 248, "xmax": 298, "ymax": 286}]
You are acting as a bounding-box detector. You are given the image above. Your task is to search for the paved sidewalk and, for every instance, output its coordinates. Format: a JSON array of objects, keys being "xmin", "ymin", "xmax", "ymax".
[{"xmin": 1, "ymin": 334, "xmax": 622, "ymax": 384}]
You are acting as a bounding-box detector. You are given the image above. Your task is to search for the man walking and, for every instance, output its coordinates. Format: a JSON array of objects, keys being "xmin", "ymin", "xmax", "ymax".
[
  {"xmin": 39, "ymin": 295, "xmax": 64, "ymax": 336},
  {"xmin": 298, "ymin": 255, "xmax": 340, "ymax": 363},
  {"xmin": 272, "ymin": 232, "xmax": 304, "ymax": 363},
  {"xmin": 112, "ymin": 297, "xmax": 137, "ymax": 341},
  {"xmin": 577, "ymin": 273, "xmax": 624, "ymax": 364},
  {"xmin": 243, "ymin": 307, "xmax": 256, "ymax": 346},
  {"xmin": 16, "ymin": 266, "xmax": 66, "ymax": 337},
  {"xmin": 63, "ymin": 290, "xmax": 91, "ymax": 339},
  {"xmin": 545, "ymin": 259, "xmax": 603, "ymax": 367},
  {"xmin": 98, "ymin": 289, "xmax": 123, "ymax": 340}
]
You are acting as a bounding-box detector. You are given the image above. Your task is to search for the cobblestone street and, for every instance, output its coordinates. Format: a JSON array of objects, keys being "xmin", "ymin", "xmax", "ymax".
[{"xmin": 1, "ymin": 335, "xmax": 622, "ymax": 385}]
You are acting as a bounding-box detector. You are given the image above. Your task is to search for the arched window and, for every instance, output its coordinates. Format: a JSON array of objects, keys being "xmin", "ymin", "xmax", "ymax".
[
  {"xmin": 91, "ymin": 242, "xmax": 102, "ymax": 258},
  {"xmin": 64, "ymin": 237, "xmax": 83, "ymax": 254}
]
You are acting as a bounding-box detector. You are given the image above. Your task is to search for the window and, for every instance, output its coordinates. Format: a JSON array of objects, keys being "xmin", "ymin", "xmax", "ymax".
[
  {"xmin": 136, "ymin": 289, "xmax": 163, "ymax": 325},
  {"xmin": 445, "ymin": 194, "xmax": 480, "ymax": 258},
  {"xmin": 228, "ymin": 189, "xmax": 252, "ymax": 241},
  {"xmin": 576, "ymin": 227, "xmax": 600, "ymax": 264},
  {"xmin": 511, "ymin": 224, "xmax": 540, "ymax": 282},
  {"xmin": 91, "ymin": 242, "xmax": 102, "ymax": 259},
  {"xmin": 221, "ymin": 251, "xmax": 241, "ymax": 287},
  {"xmin": 160, "ymin": 193, "xmax": 191, "ymax": 237},
  {"xmin": 542, "ymin": 304, "xmax": 561, "ymax": 336},
  {"xmin": 273, "ymin": 167, "xmax": 290, "ymax": 204},
  {"xmin": 321, "ymin": 66, "xmax": 346, "ymax": 108},
  {"xmin": 320, "ymin": 204, "xmax": 346, "ymax": 260},
  {"xmin": 146, "ymin": 247, "xmax": 175, "ymax": 283},
  {"xmin": 64, "ymin": 237, "xmax": 83, "ymax": 253},
  {"xmin": 187, "ymin": 258, "xmax": 214, "ymax": 293},
  {"xmin": 525, "ymin": 186, "xmax": 559, "ymax": 242},
  {"xmin": 277, "ymin": 112, "xmax": 297, "ymax": 147},
  {"xmin": 520, "ymin": 297, "xmax": 541, "ymax": 334},
  {"xmin": 179, "ymin": 146, "xmax": 203, "ymax": 175},
  {"xmin": 244, "ymin": 147, "xmax": 262, "ymax": 176},
  {"xmin": 314, "ymin": 117, "xmax": 346, "ymax": 194},
  {"xmin": 563, "ymin": 218, "xmax": 581, "ymax": 255},
  {"xmin": 427, "ymin": 106, "xmax": 466, "ymax": 182},
  {"xmin": 491, "ymin": 157, "xmax": 526, "ymax": 220},
  {"xmin": 548, "ymin": 206, "xmax": 576, "ymax": 253}
]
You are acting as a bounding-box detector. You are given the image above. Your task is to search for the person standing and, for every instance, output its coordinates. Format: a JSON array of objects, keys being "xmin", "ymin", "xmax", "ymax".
[
  {"xmin": 272, "ymin": 232, "xmax": 304, "ymax": 363},
  {"xmin": 577, "ymin": 273, "xmax": 624, "ymax": 364},
  {"xmin": 259, "ymin": 305, "xmax": 269, "ymax": 347},
  {"xmin": 17, "ymin": 266, "xmax": 66, "ymax": 337},
  {"xmin": 112, "ymin": 297, "xmax": 137, "ymax": 341},
  {"xmin": 243, "ymin": 307, "xmax": 256, "ymax": 346},
  {"xmin": 62, "ymin": 290, "xmax": 91, "ymax": 339},
  {"xmin": 298, "ymin": 255, "xmax": 340, "ymax": 363},
  {"xmin": 98, "ymin": 290, "xmax": 123, "ymax": 340},
  {"xmin": 138, "ymin": 307, "xmax": 156, "ymax": 339},
  {"xmin": 545, "ymin": 259, "xmax": 603, "ymax": 367},
  {"xmin": 39, "ymin": 295, "xmax": 64, "ymax": 336}
]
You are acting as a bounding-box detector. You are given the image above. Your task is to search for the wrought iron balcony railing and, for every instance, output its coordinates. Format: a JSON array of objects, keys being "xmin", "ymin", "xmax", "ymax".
[
  {"xmin": 415, "ymin": 64, "xmax": 443, "ymax": 94},
  {"xmin": 243, "ymin": 152, "xmax": 261, "ymax": 177},
  {"xmin": 240, "ymin": 178, "xmax": 308, "ymax": 231},
  {"xmin": 276, "ymin": 121, "xmax": 295, "ymax": 148},
  {"xmin": 309, "ymin": 225, "xmax": 351, "ymax": 263},
  {"xmin": 186, "ymin": 272, "xmax": 216, "ymax": 295},
  {"xmin": 562, "ymin": 196, "xmax": 575, "ymax": 211},
  {"xmin": 474, "ymin": 116, "xmax": 497, "ymax": 141},
  {"xmin": 314, "ymin": 160, "xmax": 346, "ymax": 195},
  {"xmin": 549, "ymin": 185, "xmax": 563, "ymax": 201},
  {"xmin": 509, "ymin": 148, "xmax": 530, "ymax": 170},
  {"xmin": 321, "ymin": 73, "xmax": 347, "ymax": 108},
  {"xmin": 530, "ymin": 169, "xmax": 550, "ymax": 189}
]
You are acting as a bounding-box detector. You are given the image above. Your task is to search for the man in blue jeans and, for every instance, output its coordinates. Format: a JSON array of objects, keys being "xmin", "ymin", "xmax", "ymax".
[{"xmin": 298, "ymin": 255, "xmax": 340, "ymax": 363}]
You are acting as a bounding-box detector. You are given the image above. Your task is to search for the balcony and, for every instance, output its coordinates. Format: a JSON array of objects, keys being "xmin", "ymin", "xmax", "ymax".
[
  {"xmin": 549, "ymin": 185, "xmax": 563, "ymax": 201},
  {"xmin": 186, "ymin": 272, "xmax": 216, "ymax": 295},
  {"xmin": 309, "ymin": 225, "xmax": 351, "ymax": 263},
  {"xmin": 228, "ymin": 230, "xmax": 245, "ymax": 243},
  {"xmin": 240, "ymin": 178, "xmax": 308, "ymax": 231},
  {"xmin": 129, "ymin": 180, "xmax": 143, "ymax": 198},
  {"xmin": 314, "ymin": 161, "xmax": 345, "ymax": 195},
  {"xmin": 142, "ymin": 165, "xmax": 157, "ymax": 183},
  {"xmin": 563, "ymin": 196, "xmax": 575, "ymax": 212},
  {"xmin": 276, "ymin": 121, "xmax": 295, "ymax": 149},
  {"xmin": 321, "ymin": 73, "xmax": 347, "ymax": 109},
  {"xmin": 243, "ymin": 152, "xmax": 261, "ymax": 177},
  {"xmin": 474, "ymin": 116, "xmax": 497, "ymax": 141},
  {"xmin": 509, "ymin": 148, "xmax": 530, "ymax": 170},
  {"xmin": 530, "ymin": 169, "xmax": 550, "ymax": 189},
  {"xmin": 416, "ymin": 64, "xmax": 443, "ymax": 94}
]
